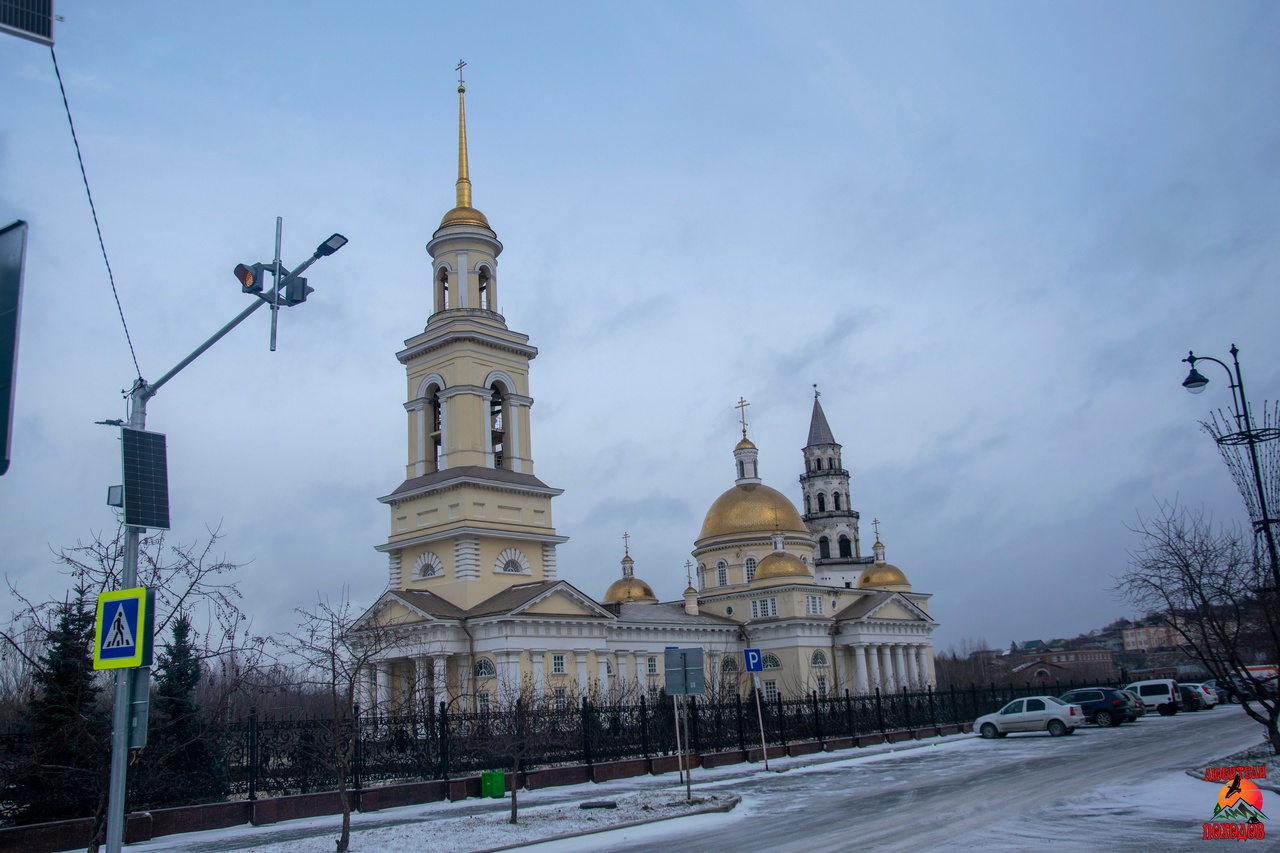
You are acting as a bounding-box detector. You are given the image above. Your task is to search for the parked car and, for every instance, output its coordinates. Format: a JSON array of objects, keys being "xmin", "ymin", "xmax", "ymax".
[
  {"xmin": 1188, "ymin": 683, "xmax": 1219, "ymax": 708},
  {"xmin": 975, "ymin": 696, "xmax": 1083, "ymax": 738},
  {"xmin": 1177, "ymin": 683, "xmax": 1206, "ymax": 711},
  {"xmin": 1124, "ymin": 679, "xmax": 1180, "ymax": 716},
  {"xmin": 1059, "ymin": 687, "xmax": 1139, "ymax": 727},
  {"xmin": 1117, "ymin": 689, "xmax": 1146, "ymax": 719},
  {"xmin": 1203, "ymin": 679, "xmax": 1231, "ymax": 704}
]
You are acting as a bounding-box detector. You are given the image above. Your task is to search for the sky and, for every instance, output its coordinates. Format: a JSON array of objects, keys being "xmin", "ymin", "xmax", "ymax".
[{"xmin": 2, "ymin": 1, "xmax": 1279, "ymax": 654}]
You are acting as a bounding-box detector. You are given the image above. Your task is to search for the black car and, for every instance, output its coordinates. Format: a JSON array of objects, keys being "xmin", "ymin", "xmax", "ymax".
[
  {"xmin": 1059, "ymin": 688, "xmax": 1139, "ymax": 727},
  {"xmin": 1177, "ymin": 683, "xmax": 1206, "ymax": 711}
]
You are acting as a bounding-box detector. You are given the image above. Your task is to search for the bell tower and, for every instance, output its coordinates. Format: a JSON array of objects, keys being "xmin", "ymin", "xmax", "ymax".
[
  {"xmin": 799, "ymin": 387, "xmax": 866, "ymax": 588},
  {"xmin": 376, "ymin": 69, "xmax": 567, "ymax": 609}
]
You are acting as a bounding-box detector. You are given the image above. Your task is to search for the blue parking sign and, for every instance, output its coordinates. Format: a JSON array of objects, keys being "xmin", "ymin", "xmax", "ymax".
[{"xmin": 744, "ymin": 648, "xmax": 763, "ymax": 672}]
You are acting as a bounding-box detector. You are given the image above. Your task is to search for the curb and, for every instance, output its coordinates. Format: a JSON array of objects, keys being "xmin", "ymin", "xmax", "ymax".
[{"xmin": 475, "ymin": 793, "xmax": 741, "ymax": 852}]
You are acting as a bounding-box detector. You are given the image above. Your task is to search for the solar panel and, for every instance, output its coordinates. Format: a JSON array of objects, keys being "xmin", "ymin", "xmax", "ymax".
[
  {"xmin": 121, "ymin": 428, "xmax": 170, "ymax": 530},
  {"xmin": 0, "ymin": 0, "xmax": 54, "ymax": 46}
]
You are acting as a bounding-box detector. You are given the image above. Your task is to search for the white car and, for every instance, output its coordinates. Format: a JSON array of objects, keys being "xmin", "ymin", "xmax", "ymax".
[
  {"xmin": 1189, "ymin": 683, "xmax": 1219, "ymax": 708},
  {"xmin": 975, "ymin": 696, "xmax": 1084, "ymax": 738}
]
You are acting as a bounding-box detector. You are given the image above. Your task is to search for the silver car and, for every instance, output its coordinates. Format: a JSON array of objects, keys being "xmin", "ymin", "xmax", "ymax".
[{"xmin": 975, "ymin": 696, "xmax": 1084, "ymax": 738}]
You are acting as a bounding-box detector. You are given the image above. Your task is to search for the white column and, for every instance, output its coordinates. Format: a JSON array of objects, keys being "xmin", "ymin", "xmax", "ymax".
[
  {"xmin": 499, "ymin": 651, "xmax": 519, "ymax": 703},
  {"xmin": 432, "ymin": 654, "xmax": 448, "ymax": 711},
  {"xmin": 879, "ymin": 646, "xmax": 894, "ymax": 691},
  {"xmin": 413, "ymin": 401, "xmax": 426, "ymax": 477},
  {"xmin": 919, "ymin": 646, "xmax": 934, "ymax": 687},
  {"xmin": 376, "ymin": 662, "xmax": 392, "ymax": 710},
  {"xmin": 893, "ymin": 645, "xmax": 907, "ymax": 691},
  {"xmin": 575, "ymin": 651, "xmax": 589, "ymax": 698},
  {"xmin": 597, "ymin": 655, "xmax": 609, "ymax": 696},
  {"xmin": 414, "ymin": 655, "xmax": 431, "ymax": 712},
  {"xmin": 508, "ymin": 400, "xmax": 524, "ymax": 473},
  {"xmin": 868, "ymin": 646, "xmax": 881, "ymax": 692},
  {"xmin": 853, "ymin": 645, "xmax": 869, "ymax": 694},
  {"xmin": 617, "ymin": 651, "xmax": 629, "ymax": 691},
  {"xmin": 531, "ymin": 651, "xmax": 545, "ymax": 694},
  {"xmin": 904, "ymin": 645, "xmax": 919, "ymax": 688},
  {"xmin": 456, "ymin": 251, "xmax": 469, "ymax": 307}
]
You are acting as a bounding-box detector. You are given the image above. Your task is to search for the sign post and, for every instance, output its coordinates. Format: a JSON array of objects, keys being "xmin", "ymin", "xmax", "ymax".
[
  {"xmin": 744, "ymin": 649, "xmax": 769, "ymax": 770},
  {"xmin": 664, "ymin": 647, "xmax": 704, "ymax": 803}
]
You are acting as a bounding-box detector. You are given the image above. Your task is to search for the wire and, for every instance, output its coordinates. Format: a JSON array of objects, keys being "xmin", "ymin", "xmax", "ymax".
[{"xmin": 50, "ymin": 44, "xmax": 142, "ymax": 380}]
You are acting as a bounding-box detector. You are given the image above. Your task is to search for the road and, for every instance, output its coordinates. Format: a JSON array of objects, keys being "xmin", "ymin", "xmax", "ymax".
[{"xmin": 530, "ymin": 705, "xmax": 1267, "ymax": 853}]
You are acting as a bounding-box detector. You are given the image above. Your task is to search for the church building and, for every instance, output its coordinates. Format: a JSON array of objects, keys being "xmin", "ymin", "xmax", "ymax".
[{"xmin": 354, "ymin": 80, "xmax": 938, "ymax": 713}]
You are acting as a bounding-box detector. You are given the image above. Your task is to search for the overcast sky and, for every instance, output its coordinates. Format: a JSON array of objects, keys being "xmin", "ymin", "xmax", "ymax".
[{"xmin": 3, "ymin": 2, "xmax": 1279, "ymax": 654}]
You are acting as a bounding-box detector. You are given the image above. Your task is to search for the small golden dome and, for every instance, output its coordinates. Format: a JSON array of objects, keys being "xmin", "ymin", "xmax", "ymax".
[
  {"xmin": 439, "ymin": 206, "xmax": 491, "ymax": 229},
  {"xmin": 753, "ymin": 551, "xmax": 813, "ymax": 582},
  {"xmin": 697, "ymin": 483, "xmax": 806, "ymax": 541},
  {"xmin": 857, "ymin": 563, "xmax": 911, "ymax": 590},
  {"xmin": 603, "ymin": 576, "xmax": 659, "ymax": 604},
  {"xmin": 735, "ymin": 437, "xmax": 757, "ymax": 451}
]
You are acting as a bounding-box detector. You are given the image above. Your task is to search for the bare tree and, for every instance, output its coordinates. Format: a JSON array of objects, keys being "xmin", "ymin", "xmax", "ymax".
[
  {"xmin": 1118, "ymin": 502, "xmax": 1280, "ymax": 753},
  {"xmin": 279, "ymin": 591, "xmax": 409, "ymax": 853}
]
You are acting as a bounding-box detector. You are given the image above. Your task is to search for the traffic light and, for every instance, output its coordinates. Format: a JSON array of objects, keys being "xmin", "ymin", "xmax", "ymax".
[
  {"xmin": 233, "ymin": 262, "xmax": 267, "ymax": 294},
  {"xmin": 284, "ymin": 276, "xmax": 313, "ymax": 305}
]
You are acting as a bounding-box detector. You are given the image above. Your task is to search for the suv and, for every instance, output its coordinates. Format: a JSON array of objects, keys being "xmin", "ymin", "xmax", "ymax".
[
  {"xmin": 1059, "ymin": 688, "xmax": 1138, "ymax": 727},
  {"xmin": 1177, "ymin": 683, "xmax": 1205, "ymax": 712},
  {"xmin": 1124, "ymin": 679, "xmax": 1179, "ymax": 716}
]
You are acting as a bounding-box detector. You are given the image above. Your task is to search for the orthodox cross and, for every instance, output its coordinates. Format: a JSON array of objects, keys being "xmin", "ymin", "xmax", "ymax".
[
  {"xmin": 455, "ymin": 59, "xmax": 466, "ymax": 86},
  {"xmin": 872, "ymin": 517, "xmax": 881, "ymax": 538},
  {"xmin": 735, "ymin": 396, "xmax": 750, "ymax": 438},
  {"xmin": 814, "ymin": 383, "xmax": 821, "ymax": 399},
  {"xmin": 622, "ymin": 530, "xmax": 630, "ymax": 556},
  {"xmin": 684, "ymin": 560, "xmax": 693, "ymax": 587}
]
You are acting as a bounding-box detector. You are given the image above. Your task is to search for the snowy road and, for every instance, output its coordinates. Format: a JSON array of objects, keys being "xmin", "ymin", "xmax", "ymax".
[{"xmin": 533, "ymin": 706, "xmax": 1266, "ymax": 853}]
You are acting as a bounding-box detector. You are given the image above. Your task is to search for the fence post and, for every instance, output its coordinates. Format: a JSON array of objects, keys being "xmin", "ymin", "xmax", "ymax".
[
  {"xmin": 874, "ymin": 687, "xmax": 886, "ymax": 733},
  {"xmin": 352, "ymin": 703, "xmax": 363, "ymax": 792},
  {"xmin": 439, "ymin": 701, "xmax": 450, "ymax": 781},
  {"xmin": 735, "ymin": 693, "xmax": 746, "ymax": 752},
  {"xmin": 811, "ymin": 691, "xmax": 822, "ymax": 743},
  {"xmin": 776, "ymin": 693, "xmax": 787, "ymax": 747},
  {"xmin": 844, "ymin": 689, "xmax": 854, "ymax": 737},
  {"xmin": 247, "ymin": 707, "xmax": 258, "ymax": 802},
  {"xmin": 581, "ymin": 696, "xmax": 593, "ymax": 767},
  {"xmin": 927, "ymin": 685, "xmax": 937, "ymax": 728},
  {"xmin": 687, "ymin": 696, "xmax": 700, "ymax": 755},
  {"xmin": 902, "ymin": 685, "xmax": 911, "ymax": 730},
  {"xmin": 639, "ymin": 694, "xmax": 650, "ymax": 758}
]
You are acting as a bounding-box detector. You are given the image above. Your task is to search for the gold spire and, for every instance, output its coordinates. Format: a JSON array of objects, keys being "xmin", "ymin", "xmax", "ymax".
[{"xmin": 439, "ymin": 60, "xmax": 490, "ymax": 230}]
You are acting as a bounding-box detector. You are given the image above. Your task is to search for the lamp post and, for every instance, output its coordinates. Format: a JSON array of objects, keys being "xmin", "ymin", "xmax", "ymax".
[{"xmin": 1181, "ymin": 344, "xmax": 1280, "ymax": 591}]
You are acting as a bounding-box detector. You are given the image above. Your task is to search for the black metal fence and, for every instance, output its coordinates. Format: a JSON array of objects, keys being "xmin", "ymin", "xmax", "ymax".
[{"xmin": 222, "ymin": 678, "xmax": 1108, "ymax": 800}]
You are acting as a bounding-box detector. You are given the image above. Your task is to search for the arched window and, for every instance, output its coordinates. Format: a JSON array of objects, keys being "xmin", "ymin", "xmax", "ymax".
[
  {"xmin": 413, "ymin": 552, "xmax": 443, "ymax": 579},
  {"xmin": 721, "ymin": 656, "xmax": 740, "ymax": 673},
  {"xmin": 838, "ymin": 535, "xmax": 852, "ymax": 559},
  {"xmin": 811, "ymin": 650, "xmax": 828, "ymax": 668},
  {"xmin": 716, "ymin": 560, "xmax": 728, "ymax": 587},
  {"xmin": 435, "ymin": 267, "xmax": 450, "ymax": 312},
  {"xmin": 762, "ymin": 653, "xmax": 782, "ymax": 670},
  {"xmin": 737, "ymin": 459, "xmax": 745, "ymax": 478},
  {"xmin": 495, "ymin": 547, "xmax": 530, "ymax": 574},
  {"xmin": 478, "ymin": 265, "xmax": 493, "ymax": 311},
  {"xmin": 827, "ymin": 456, "xmax": 834, "ymax": 469},
  {"xmin": 833, "ymin": 492, "xmax": 841, "ymax": 511},
  {"xmin": 425, "ymin": 383, "xmax": 443, "ymax": 470},
  {"xmin": 489, "ymin": 382, "xmax": 507, "ymax": 469},
  {"xmin": 473, "ymin": 658, "xmax": 496, "ymax": 679},
  {"xmin": 818, "ymin": 537, "xmax": 831, "ymax": 560},
  {"xmin": 817, "ymin": 494, "xmax": 826, "ymax": 512},
  {"xmin": 815, "ymin": 458, "xmax": 823, "ymax": 471},
  {"xmin": 804, "ymin": 495, "xmax": 811, "ymax": 514},
  {"xmin": 744, "ymin": 556, "xmax": 757, "ymax": 583}
]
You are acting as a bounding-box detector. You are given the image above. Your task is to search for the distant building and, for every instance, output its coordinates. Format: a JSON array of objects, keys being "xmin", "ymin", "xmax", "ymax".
[
  {"xmin": 1009, "ymin": 648, "xmax": 1119, "ymax": 683},
  {"xmin": 1122, "ymin": 625, "xmax": 1180, "ymax": 652}
]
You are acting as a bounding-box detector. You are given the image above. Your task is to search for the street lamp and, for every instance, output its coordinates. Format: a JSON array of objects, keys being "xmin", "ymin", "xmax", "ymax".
[{"xmin": 1181, "ymin": 344, "xmax": 1280, "ymax": 590}]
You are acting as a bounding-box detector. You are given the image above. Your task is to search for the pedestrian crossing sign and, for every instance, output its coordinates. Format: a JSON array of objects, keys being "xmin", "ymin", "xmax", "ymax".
[{"xmin": 93, "ymin": 587, "xmax": 154, "ymax": 670}]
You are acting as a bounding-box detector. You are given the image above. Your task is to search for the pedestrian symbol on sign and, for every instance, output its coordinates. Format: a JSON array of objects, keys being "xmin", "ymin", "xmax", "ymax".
[{"xmin": 103, "ymin": 603, "xmax": 135, "ymax": 650}]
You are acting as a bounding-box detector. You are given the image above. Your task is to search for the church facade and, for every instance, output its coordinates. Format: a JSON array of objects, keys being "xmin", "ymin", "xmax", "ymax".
[{"xmin": 355, "ymin": 82, "xmax": 937, "ymax": 713}]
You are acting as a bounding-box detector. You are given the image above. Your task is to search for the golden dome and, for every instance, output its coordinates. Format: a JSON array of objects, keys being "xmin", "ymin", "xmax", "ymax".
[
  {"xmin": 697, "ymin": 483, "xmax": 806, "ymax": 541},
  {"xmin": 603, "ymin": 576, "xmax": 658, "ymax": 604},
  {"xmin": 735, "ymin": 436, "xmax": 757, "ymax": 451},
  {"xmin": 857, "ymin": 563, "xmax": 910, "ymax": 590},
  {"xmin": 439, "ymin": 205, "xmax": 491, "ymax": 229},
  {"xmin": 753, "ymin": 551, "xmax": 813, "ymax": 582}
]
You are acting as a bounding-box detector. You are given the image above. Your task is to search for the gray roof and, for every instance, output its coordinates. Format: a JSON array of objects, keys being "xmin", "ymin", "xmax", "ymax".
[
  {"xmin": 833, "ymin": 591, "xmax": 930, "ymax": 622},
  {"xmin": 611, "ymin": 601, "xmax": 739, "ymax": 626},
  {"xmin": 381, "ymin": 465, "xmax": 559, "ymax": 503},
  {"xmin": 806, "ymin": 397, "xmax": 838, "ymax": 447},
  {"xmin": 466, "ymin": 580, "xmax": 611, "ymax": 619},
  {"xmin": 392, "ymin": 589, "xmax": 469, "ymax": 620}
]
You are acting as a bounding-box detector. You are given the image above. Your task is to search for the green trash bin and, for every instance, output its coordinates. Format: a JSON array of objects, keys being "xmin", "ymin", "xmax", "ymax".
[{"xmin": 481, "ymin": 771, "xmax": 505, "ymax": 799}]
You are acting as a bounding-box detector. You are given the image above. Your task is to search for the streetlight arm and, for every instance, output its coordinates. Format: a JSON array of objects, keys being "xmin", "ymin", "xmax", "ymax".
[{"xmin": 1183, "ymin": 351, "xmax": 1245, "ymax": 425}]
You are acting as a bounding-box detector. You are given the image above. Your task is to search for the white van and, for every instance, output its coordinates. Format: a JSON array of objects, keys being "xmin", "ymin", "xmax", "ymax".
[{"xmin": 1124, "ymin": 679, "xmax": 1179, "ymax": 716}]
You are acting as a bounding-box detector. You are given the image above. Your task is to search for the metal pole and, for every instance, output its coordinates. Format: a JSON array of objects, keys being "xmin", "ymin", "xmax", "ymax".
[
  {"xmin": 754, "ymin": 679, "xmax": 769, "ymax": 771},
  {"xmin": 269, "ymin": 217, "xmax": 282, "ymax": 352},
  {"xmin": 672, "ymin": 694, "xmax": 684, "ymax": 785},
  {"xmin": 106, "ymin": 389, "xmax": 147, "ymax": 853},
  {"xmin": 1230, "ymin": 346, "xmax": 1280, "ymax": 590},
  {"xmin": 682, "ymin": 695, "xmax": 692, "ymax": 803}
]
